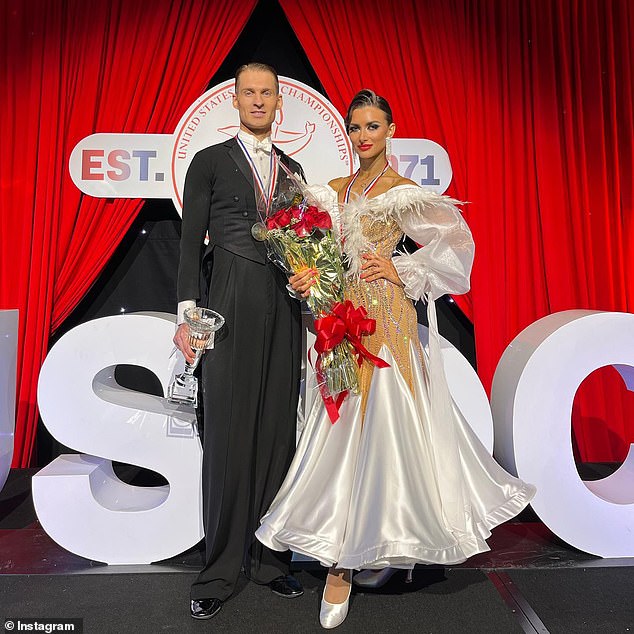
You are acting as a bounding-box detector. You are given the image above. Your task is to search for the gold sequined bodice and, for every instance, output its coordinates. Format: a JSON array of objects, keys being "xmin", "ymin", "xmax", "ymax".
[{"xmin": 343, "ymin": 213, "xmax": 423, "ymax": 411}]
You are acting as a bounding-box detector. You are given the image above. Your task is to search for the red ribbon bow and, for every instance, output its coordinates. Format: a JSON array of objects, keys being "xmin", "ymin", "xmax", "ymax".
[
  {"xmin": 313, "ymin": 300, "xmax": 390, "ymax": 423},
  {"xmin": 315, "ymin": 301, "xmax": 389, "ymax": 368}
]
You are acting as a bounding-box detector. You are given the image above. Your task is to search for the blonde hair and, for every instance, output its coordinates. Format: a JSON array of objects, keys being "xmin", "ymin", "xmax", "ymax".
[{"xmin": 235, "ymin": 63, "xmax": 279, "ymax": 94}]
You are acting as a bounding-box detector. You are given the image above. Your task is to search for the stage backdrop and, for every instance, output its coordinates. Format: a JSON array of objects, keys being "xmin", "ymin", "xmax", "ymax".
[
  {"xmin": 278, "ymin": 0, "xmax": 634, "ymax": 462},
  {"xmin": 1, "ymin": 0, "xmax": 633, "ymax": 467},
  {"xmin": 1, "ymin": 0, "xmax": 258, "ymax": 467}
]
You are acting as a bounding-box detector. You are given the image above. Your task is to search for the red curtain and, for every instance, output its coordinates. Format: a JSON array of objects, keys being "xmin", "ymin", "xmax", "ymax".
[
  {"xmin": 0, "ymin": 0, "xmax": 257, "ymax": 467},
  {"xmin": 279, "ymin": 0, "xmax": 634, "ymax": 462}
]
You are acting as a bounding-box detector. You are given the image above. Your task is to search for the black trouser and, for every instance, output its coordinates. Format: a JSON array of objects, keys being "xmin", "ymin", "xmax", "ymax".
[{"xmin": 190, "ymin": 248, "xmax": 301, "ymax": 601}]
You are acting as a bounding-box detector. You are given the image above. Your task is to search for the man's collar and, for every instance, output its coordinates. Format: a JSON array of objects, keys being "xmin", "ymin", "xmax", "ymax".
[{"xmin": 237, "ymin": 129, "xmax": 272, "ymax": 154}]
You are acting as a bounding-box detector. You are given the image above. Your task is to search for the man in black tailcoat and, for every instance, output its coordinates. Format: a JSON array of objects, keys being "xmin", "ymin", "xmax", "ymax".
[{"xmin": 174, "ymin": 63, "xmax": 304, "ymax": 620}]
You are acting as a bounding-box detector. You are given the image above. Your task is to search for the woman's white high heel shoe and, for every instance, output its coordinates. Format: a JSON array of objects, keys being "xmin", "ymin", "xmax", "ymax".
[
  {"xmin": 320, "ymin": 579, "xmax": 352, "ymax": 629},
  {"xmin": 353, "ymin": 566, "xmax": 414, "ymax": 588}
]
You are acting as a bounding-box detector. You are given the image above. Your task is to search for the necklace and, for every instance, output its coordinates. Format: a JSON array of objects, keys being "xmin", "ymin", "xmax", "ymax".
[{"xmin": 344, "ymin": 161, "xmax": 389, "ymax": 203}]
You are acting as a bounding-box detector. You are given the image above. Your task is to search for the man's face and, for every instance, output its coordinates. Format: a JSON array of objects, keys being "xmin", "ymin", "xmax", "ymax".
[{"xmin": 232, "ymin": 69, "xmax": 281, "ymax": 136}]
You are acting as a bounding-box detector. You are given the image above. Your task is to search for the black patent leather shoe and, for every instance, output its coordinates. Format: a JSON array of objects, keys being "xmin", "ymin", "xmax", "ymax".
[
  {"xmin": 190, "ymin": 598, "xmax": 223, "ymax": 619},
  {"xmin": 268, "ymin": 574, "xmax": 304, "ymax": 598}
]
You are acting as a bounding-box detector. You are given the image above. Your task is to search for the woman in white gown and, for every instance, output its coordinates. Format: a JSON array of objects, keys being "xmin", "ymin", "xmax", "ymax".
[{"xmin": 255, "ymin": 89, "xmax": 535, "ymax": 629}]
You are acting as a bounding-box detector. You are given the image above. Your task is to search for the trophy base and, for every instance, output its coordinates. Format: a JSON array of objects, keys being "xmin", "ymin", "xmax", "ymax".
[{"xmin": 167, "ymin": 376, "xmax": 198, "ymax": 408}]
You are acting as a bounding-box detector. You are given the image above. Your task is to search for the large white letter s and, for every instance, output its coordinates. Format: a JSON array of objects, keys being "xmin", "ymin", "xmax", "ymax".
[{"xmin": 35, "ymin": 312, "xmax": 202, "ymax": 564}]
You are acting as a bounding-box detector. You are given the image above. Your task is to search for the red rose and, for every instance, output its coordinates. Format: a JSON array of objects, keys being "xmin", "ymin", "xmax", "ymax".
[
  {"xmin": 289, "ymin": 206, "xmax": 333, "ymax": 236},
  {"xmin": 314, "ymin": 210, "xmax": 332, "ymax": 229},
  {"xmin": 266, "ymin": 207, "xmax": 292, "ymax": 229},
  {"xmin": 302, "ymin": 207, "xmax": 318, "ymax": 225},
  {"xmin": 292, "ymin": 216, "xmax": 312, "ymax": 237}
]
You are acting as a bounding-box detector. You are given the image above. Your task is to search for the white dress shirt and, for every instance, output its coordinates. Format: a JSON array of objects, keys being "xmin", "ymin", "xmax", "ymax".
[{"xmin": 237, "ymin": 129, "xmax": 273, "ymax": 191}]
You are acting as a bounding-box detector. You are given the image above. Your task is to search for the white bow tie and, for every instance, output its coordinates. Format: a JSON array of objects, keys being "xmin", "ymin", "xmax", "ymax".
[{"xmin": 253, "ymin": 138, "xmax": 272, "ymax": 154}]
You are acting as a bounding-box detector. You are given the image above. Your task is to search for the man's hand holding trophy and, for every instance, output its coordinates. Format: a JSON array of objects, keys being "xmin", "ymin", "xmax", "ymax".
[{"xmin": 169, "ymin": 307, "xmax": 225, "ymax": 408}]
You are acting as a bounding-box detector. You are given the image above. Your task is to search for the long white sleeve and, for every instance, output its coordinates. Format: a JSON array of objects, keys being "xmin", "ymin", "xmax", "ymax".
[{"xmin": 386, "ymin": 187, "xmax": 474, "ymax": 301}]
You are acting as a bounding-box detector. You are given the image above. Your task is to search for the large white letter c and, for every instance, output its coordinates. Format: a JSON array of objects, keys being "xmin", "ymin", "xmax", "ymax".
[{"xmin": 492, "ymin": 310, "xmax": 634, "ymax": 557}]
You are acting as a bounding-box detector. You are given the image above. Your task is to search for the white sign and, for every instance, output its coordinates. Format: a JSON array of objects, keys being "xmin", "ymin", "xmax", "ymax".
[
  {"xmin": 34, "ymin": 313, "xmax": 203, "ymax": 564},
  {"xmin": 388, "ymin": 139, "xmax": 452, "ymax": 195},
  {"xmin": 35, "ymin": 312, "xmax": 488, "ymax": 563},
  {"xmin": 68, "ymin": 134, "xmax": 173, "ymax": 199},
  {"xmin": 68, "ymin": 77, "xmax": 453, "ymax": 212},
  {"xmin": 0, "ymin": 310, "xmax": 18, "ymax": 493},
  {"xmin": 36, "ymin": 308, "xmax": 634, "ymax": 562},
  {"xmin": 492, "ymin": 310, "xmax": 634, "ymax": 558}
]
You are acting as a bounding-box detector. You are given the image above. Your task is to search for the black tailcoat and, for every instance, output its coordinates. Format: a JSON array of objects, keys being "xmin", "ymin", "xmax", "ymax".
[{"xmin": 178, "ymin": 138, "xmax": 303, "ymax": 601}]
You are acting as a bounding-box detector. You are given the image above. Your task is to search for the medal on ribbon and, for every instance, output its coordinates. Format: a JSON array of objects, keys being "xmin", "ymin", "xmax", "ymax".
[{"xmin": 236, "ymin": 135, "xmax": 279, "ymax": 241}]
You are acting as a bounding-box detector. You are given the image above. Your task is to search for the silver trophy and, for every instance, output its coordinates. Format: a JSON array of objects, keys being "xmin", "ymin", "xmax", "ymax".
[{"xmin": 168, "ymin": 307, "xmax": 225, "ymax": 407}]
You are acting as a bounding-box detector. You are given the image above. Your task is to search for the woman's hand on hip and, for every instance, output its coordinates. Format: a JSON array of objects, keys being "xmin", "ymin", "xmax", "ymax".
[{"xmin": 360, "ymin": 252, "xmax": 404, "ymax": 286}]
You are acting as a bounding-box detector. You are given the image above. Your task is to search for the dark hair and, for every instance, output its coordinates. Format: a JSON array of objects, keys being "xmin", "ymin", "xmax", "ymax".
[
  {"xmin": 344, "ymin": 89, "xmax": 393, "ymax": 131},
  {"xmin": 235, "ymin": 62, "xmax": 279, "ymax": 94}
]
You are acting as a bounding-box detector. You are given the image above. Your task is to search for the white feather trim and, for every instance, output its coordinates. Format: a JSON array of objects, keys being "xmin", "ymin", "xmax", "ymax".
[
  {"xmin": 341, "ymin": 186, "xmax": 466, "ymax": 278},
  {"xmin": 302, "ymin": 184, "xmax": 472, "ymax": 293},
  {"xmin": 366, "ymin": 185, "xmax": 466, "ymax": 225},
  {"xmin": 340, "ymin": 194, "xmax": 373, "ymax": 277}
]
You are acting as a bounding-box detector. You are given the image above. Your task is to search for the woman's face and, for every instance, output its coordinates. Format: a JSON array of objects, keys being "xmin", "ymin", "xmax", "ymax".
[{"xmin": 347, "ymin": 106, "xmax": 396, "ymax": 160}]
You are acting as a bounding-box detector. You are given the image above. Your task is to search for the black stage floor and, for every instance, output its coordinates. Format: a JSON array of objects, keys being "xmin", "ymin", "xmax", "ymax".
[{"xmin": 2, "ymin": 468, "xmax": 633, "ymax": 633}]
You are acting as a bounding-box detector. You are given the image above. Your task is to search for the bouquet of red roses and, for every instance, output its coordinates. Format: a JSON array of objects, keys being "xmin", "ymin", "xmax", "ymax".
[
  {"xmin": 252, "ymin": 158, "xmax": 346, "ymax": 317},
  {"xmin": 252, "ymin": 158, "xmax": 388, "ymax": 421},
  {"xmin": 263, "ymin": 199, "xmax": 344, "ymax": 317}
]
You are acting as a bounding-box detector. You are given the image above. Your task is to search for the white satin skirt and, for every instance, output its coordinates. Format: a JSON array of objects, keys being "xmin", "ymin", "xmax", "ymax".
[{"xmin": 256, "ymin": 344, "xmax": 535, "ymax": 570}]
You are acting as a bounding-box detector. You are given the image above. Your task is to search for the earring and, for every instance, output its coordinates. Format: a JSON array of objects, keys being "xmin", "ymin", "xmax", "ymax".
[{"xmin": 386, "ymin": 136, "xmax": 392, "ymax": 157}]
